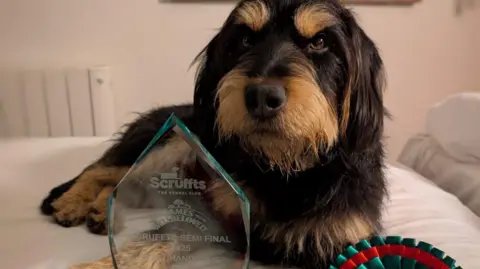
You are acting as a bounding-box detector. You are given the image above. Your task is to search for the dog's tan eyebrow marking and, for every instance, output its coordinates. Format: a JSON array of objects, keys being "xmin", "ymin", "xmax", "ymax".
[
  {"xmin": 234, "ymin": 0, "xmax": 270, "ymax": 31},
  {"xmin": 294, "ymin": 4, "xmax": 338, "ymax": 39}
]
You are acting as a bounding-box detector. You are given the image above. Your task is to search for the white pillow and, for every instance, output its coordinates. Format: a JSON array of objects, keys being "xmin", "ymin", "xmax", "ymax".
[
  {"xmin": 426, "ymin": 92, "xmax": 480, "ymax": 163},
  {"xmin": 397, "ymin": 134, "xmax": 480, "ymax": 217}
]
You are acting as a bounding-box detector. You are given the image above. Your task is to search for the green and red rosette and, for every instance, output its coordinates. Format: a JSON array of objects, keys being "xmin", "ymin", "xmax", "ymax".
[{"xmin": 329, "ymin": 236, "xmax": 463, "ymax": 269}]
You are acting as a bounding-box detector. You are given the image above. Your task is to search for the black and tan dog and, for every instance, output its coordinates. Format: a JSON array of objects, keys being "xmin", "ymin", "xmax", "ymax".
[{"xmin": 40, "ymin": 0, "xmax": 388, "ymax": 268}]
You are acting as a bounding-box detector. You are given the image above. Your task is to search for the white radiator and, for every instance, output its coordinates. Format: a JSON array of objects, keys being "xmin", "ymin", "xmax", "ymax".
[{"xmin": 0, "ymin": 66, "xmax": 115, "ymax": 138}]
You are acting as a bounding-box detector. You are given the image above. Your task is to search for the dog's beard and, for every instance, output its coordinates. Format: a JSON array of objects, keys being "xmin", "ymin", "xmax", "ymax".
[
  {"xmin": 215, "ymin": 65, "xmax": 339, "ymax": 173},
  {"xmin": 236, "ymin": 133, "xmax": 320, "ymax": 173}
]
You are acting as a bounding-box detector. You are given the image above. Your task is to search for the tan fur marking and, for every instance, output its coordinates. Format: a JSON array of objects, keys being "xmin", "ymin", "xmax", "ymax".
[
  {"xmin": 216, "ymin": 62, "xmax": 338, "ymax": 173},
  {"xmin": 70, "ymin": 241, "xmax": 173, "ymax": 269},
  {"xmin": 86, "ymin": 185, "xmax": 115, "ymax": 235},
  {"xmin": 70, "ymin": 256, "xmax": 114, "ymax": 269},
  {"xmin": 262, "ymin": 214, "xmax": 373, "ymax": 259},
  {"xmin": 127, "ymin": 136, "xmax": 192, "ymax": 182},
  {"xmin": 52, "ymin": 166, "xmax": 129, "ymax": 224},
  {"xmin": 215, "ymin": 69, "xmax": 250, "ymax": 139},
  {"xmin": 208, "ymin": 179, "xmax": 264, "ymax": 218},
  {"xmin": 294, "ymin": 4, "xmax": 338, "ymax": 38},
  {"xmin": 235, "ymin": 0, "xmax": 269, "ymax": 31},
  {"xmin": 90, "ymin": 186, "xmax": 114, "ymax": 218},
  {"xmin": 340, "ymin": 85, "xmax": 352, "ymax": 136},
  {"xmin": 286, "ymin": 62, "xmax": 339, "ymax": 149}
]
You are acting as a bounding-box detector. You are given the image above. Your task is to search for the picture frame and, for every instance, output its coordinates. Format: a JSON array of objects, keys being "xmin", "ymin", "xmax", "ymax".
[
  {"xmin": 343, "ymin": 0, "xmax": 420, "ymax": 5},
  {"xmin": 166, "ymin": 0, "xmax": 421, "ymax": 5}
]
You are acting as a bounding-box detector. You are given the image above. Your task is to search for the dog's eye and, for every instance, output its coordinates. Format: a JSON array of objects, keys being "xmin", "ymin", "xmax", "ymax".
[
  {"xmin": 242, "ymin": 36, "xmax": 252, "ymax": 48},
  {"xmin": 308, "ymin": 33, "xmax": 327, "ymax": 52}
]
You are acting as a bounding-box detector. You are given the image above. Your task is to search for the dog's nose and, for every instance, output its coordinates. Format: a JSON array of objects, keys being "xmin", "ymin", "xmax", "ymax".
[{"xmin": 245, "ymin": 83, "xmax": 286, "ymax": 119}]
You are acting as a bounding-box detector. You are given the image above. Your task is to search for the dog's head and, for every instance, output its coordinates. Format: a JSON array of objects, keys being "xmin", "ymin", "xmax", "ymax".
[{"xmin": 193, "ymin": 0, "xmax": 386, "ymax": 173}]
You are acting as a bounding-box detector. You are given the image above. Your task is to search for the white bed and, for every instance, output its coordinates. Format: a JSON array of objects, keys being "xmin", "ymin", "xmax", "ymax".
[{"xmin": 1, "ymin": 137, "xmax": 480, "ymax": 269}]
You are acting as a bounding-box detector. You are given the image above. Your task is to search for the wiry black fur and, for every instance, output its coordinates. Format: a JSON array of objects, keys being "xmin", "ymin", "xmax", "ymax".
[
  {"xmin": 100, "ymin": 104, "xmax": 195, "ymax": 167},
  {"xmin": 41, "ymin": 0, "xmax": 387, "ymax": 268}
]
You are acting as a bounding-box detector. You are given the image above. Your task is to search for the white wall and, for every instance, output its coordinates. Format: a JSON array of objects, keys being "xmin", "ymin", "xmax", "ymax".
[
  {"xmin": 0, "ymin": 0, "xmax": 479, "ymax": 162},
  {"xmin": 353, "ymin": 1, "xmax": 480, "ymax": 161}
]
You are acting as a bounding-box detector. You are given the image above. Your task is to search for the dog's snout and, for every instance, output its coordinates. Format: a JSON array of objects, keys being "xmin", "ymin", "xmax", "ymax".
[{"xmin": 245, "ymin": 83, "xmax": 286, "ymax": 119}]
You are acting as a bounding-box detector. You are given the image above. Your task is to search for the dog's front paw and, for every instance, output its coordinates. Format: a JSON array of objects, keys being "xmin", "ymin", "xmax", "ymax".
[
  {"xmin": 43, "ymin": 165, "xmax": 128, "ymax": 232},
  {"xmin": 51, "ymin": 192, "xmax": 90, "ymax": 227},
  {"xmin": 86, "ymin": 186, "xmax": 114, "ymax": 235},
  {"xmin": 40, "ymin": 177, "xmax": 78, "ymax": 215},
  {"xmin": 86, "ymin": 207, "xmax": 107, "ymax": 235}
]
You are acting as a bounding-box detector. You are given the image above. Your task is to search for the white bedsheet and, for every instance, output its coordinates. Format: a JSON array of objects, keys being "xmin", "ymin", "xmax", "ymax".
[
  {"xmin": 0, "ymin": 138, "xmax": 112, "ymax": 269},
  {"xmin": 1, "ymin": 138, "xmax": 480, "ymax": 269},
  {"xmin": 398, "ymin": 134, "xmax": 480, "ymax": 217}
]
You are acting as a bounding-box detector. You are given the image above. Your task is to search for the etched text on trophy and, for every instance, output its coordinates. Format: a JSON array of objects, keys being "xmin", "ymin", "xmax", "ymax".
[
  {"xmin": 149, "ymin": 167, "xmax": 206, "ymax": 196},
  {"xmin": 144, "ymin": 199, "xmax": 232, "ymax": 244},
  {"xmin": 154, "ymin": 199, "xmax": 208, "ymax": 231}
]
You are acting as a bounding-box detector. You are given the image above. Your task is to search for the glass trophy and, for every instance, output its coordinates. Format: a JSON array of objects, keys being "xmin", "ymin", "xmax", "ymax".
[{"xmin": 106, "ymin": 113, "xmax": 250, "ymax": 269}]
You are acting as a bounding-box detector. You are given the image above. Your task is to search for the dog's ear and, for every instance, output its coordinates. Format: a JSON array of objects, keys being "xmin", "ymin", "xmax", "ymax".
[
  {"xmin": 192, "ymin": 31, "xmax": 231, "ymax": 138},
  {"xmin": 340, "ymin": 14, "xmax": 387, "ymax": 152},
  {"xmin": 193, "ymin": 33, "xmax": 221, "ymax": 108},
  {"xmin": 192, "ymin": 15, "xmax": 243, "ymax": 138}
]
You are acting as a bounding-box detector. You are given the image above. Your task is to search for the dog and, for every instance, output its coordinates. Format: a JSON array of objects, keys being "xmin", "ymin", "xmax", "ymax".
[{"xmin": 40, "ymin": 0, "xmax": 388, "ymax": 268}]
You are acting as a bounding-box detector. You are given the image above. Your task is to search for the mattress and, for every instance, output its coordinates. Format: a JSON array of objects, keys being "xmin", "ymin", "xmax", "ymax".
[
  {"xmin": 1, "ymin": 137, "xmax": 480, "ymax": 269},
  {"xmin": 398, "ymin": 134, "xmax": 480, "ymax": 217}
]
